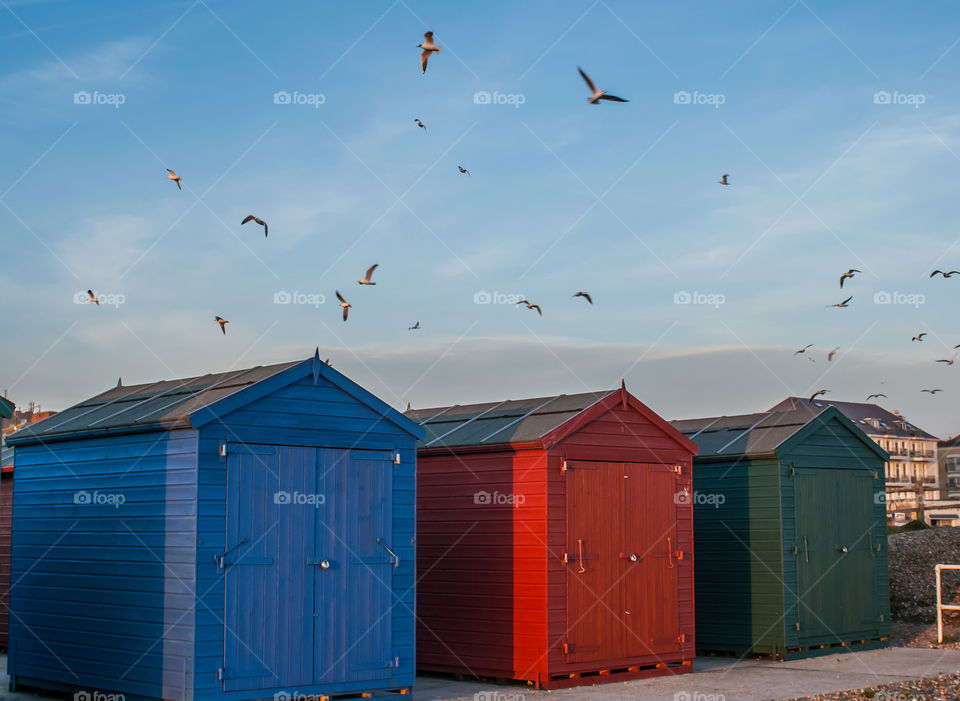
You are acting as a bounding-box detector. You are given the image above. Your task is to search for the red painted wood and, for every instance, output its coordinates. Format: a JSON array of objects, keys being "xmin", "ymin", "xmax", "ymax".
[{"xmin": 416, "ymin": 392, "xmax": 696, "ymax": 688}]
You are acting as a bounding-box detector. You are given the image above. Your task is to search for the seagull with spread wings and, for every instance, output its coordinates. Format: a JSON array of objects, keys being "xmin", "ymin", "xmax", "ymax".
[
  {"xmin": 166, "ymin": 169, "xmax": 182, "ymax": 190},
  {"xmin": 828, "ymin": 347, "xmax": 839, "ymax": 361},
  {"xmin": 335, "ymin": 291, "xmax": 351, "ymax": 321},
  {"xmin": 912, "ymin": 333, "xmax": 927, "ymax": 342},
  {"xmin": 357, "ymin": 264, "xmax": 378, "ymax": 285},
  {"xmin": 517, "ymin": 300, "xmax": 542, "ymax": 316},
  {"xmin": 810, "ymin": 389, "xmax": 829, "ymax": 401},
  {"xmin": 839, "ymin": 269, "xmax": 860, "ymax": 288},
  {"xmin": 573, "ymin": 291, "xmax": 593, "ymax": 304},
  {"xmin": 866, "ymin": 393, "xmax": 887, "ymax": 400},
  {"xmin": 215, "ymin": 316, "xmax": 228, "ymax": 335},
  {"xmin": 418, "ymin": 31, "xmax": 441, "ymax": 73},
  {"xmin": 922, "ymin": 388, "xmax": 943, "ymax": 394},
  {"xmin": 827, "ymin": 296, "xmax": 852, "ymax": 308},
  {"xmin": 794, "ymin": 344, "xmax": 814, "ymax": 355},
  {"xmin": 241, "ymin": 215, "xmax": 268, "ymax": 237},
  {"xmin": 86, "ymin": 290, "xmax": 99, "ymax": 306},
  {"xmin": 718, "ymin": 174, "xmax": 729, "ymax": 186},
  {"xmin": 414, "ymin": 118, "xmax": 426, "ymax": 131},
  {"xmin": 578, "ymin": 67, "xmax": 628, "ymax": 104},
  {"xmin": 931, "ymin": 270, "xmax": 960, "ymax": 278},
  {"xmin": 409, "ymin": 321, "xmax": 420, "ymax": 330}
]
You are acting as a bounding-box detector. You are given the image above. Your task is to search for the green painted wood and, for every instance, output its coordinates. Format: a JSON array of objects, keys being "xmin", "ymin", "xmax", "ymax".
[{"xmin": 693, "ymin": 411, "xmax": 890, "ymax": 658}]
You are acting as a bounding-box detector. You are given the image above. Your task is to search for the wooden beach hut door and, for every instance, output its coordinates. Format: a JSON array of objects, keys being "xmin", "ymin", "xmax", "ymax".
[
  {"xmin": 222, "ymin": 446, "xmax": 395, "ymax": 690},
  {"xmin": 565, "ymin": 461, "xmax": 681, "ymax": 663},
  {"xmin": 794, "ymin": 468, "xmax": 879, "ymax": 641}
]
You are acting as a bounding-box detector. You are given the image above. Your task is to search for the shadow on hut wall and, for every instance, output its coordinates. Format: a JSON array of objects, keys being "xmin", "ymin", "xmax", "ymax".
[
  {"xmin": 416, "ymin": 450, "xmax": 517, "ymax": 679},
  {"xmin": 693, "ymin": 461, "xmax": 762, "ymax": 654},
  {"xmin": 10, "ymin": 431, "xmax": 192, "ymax": 699}
]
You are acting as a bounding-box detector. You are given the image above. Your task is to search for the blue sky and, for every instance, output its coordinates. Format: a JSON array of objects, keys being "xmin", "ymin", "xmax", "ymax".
[{"xmin": 4, "ymin": 1, "xmax": 960, "ymax": 436}]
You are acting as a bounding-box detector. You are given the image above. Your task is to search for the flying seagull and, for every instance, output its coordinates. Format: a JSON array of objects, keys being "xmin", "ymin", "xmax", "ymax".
[
  {"xmin": 839, "ymin": 269, "xmax": 860, "ymax": 288},
  {"xmin": 828, "ymin": 347, "xmax": 839, "ymax": 362},
  {"xmin": 827, "ymin": 296, "xmax": 852, "ymax": 308},
  {"xmin": 414, "ymin": 118, "xmax": 426, "ymax": 131},
  {"xmin": 912, "ymin": 333, "xmax": 927, "ymax": 342},
  {"xmin": 954, "ymin": 344, "xmax": 960, "ymax": 350},
  {"xmin": 86, "ymin": 289, "xmax": 99, "ymax": 306},
  {"xmin": 335, "ymin": 290, "xmax": 351, "ymax": 321},
  {"xmin": 409, "ymin": 321, "xmax": 420, "ymax": 330},
  {"xmin": 357, "ymin": 264, "xmax": 378, "ymax": 285},
  {"xmin": 936, "ymin": 356, "xmax": 957, "ymax": 365},
  {"xmin": 794, "ymin": 344, "xmax": 814, "ymax": 355},
  {"xmin": 577, "ymin": 66, "xmax": 628, "ymax": 104},
  {"xmin": 166, "ymin": 169, "xmax": 181, "ymax": 190},
  {"xmin": 866, "ymin": 393, "xmax": 887, "ymax": 400},
  {"xmin": 215, "ymin": 316, "xmax": 228, "ymax": 335},
  {"xmin": 517, "ymin": 299, "xmax": 542, "ymax": 316},
  {"xmin": 241, "ymin": 214, "xmax": 268, "ymax": 237},
  {"xmin": 573, "ymin": 291, "xmax": 593, "ymax": 304},
  {"xmin": 418, "ymin": 31, "xmax": 440, "ymax": 73},
  {"xmin": 922, "ymin": 389, "xmax": 943, "ymax": 394},
  {"xmin": 718, "ymin": 174, "xmax": 729, "ymax": 186},
  {"xmin": 458, "ymin": 165, "xmax": 470, "ymax": 176},
  {"xmin": 931, "ymin": 270, "xmax": 960, "ymax": 278},
  {"xmin": 809, "ymin": 389, "xmax": 829, "ymax": 401}
]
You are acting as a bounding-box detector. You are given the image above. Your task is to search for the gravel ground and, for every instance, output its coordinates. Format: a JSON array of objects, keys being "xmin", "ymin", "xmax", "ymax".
[
  {"xmin": 888, "ymin": 528, "xmax": 960, "ymax": 622},
  {"xmin": 782, "ymin": 671, "xmax": 960, "ymax": 700},
  {"xmin": 889, "ymin": 621, "xmax": 960, "ymax": 650}
]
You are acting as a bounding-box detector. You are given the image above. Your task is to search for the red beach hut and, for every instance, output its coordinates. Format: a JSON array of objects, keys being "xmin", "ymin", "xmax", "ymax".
[{"xmin": 406, "ymin": 384, "xmax": 698, "ymax": 689}]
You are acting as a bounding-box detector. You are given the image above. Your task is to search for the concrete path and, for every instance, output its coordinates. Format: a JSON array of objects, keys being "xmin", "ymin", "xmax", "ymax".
[
  {"xmin": 411, "ymin": 648, "xmax": 960, "ymax": 700},
  {"xmin": 2, "ymin": 648, "xmax": 959, "ymax": 701}
]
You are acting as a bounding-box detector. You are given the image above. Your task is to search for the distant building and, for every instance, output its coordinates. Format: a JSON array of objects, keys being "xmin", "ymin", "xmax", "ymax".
[
  {"xmin": 0, "ymin": 400, "xmax": 56, "ymax": 438},
  {"xmin": 938, "ymin": 436, "xmax": 960, "ymax": 500},
  {"xmin": 771, "ymin": 397, "xmax": 941, "ymax": 522}
]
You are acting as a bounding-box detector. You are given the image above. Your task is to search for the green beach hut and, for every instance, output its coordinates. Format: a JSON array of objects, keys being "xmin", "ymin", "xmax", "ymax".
[{"xmin": 671, "ymin": 405, "xmax": 891, "ymax": 658}]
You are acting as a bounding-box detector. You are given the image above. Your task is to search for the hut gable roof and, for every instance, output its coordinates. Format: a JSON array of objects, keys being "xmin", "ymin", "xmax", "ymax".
[
  {"xmin": 406, "ymin": 385, "xmax": 697, "ymax": 453},
  {"xmin": 8, "ymin": 352, "xmax": 423, "ymax": 445},
  {"xmin": 671, "ymin": 405, "xmax": 887, "ymax": 460}
]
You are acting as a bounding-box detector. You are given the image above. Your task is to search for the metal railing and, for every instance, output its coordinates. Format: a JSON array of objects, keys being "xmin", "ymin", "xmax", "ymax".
[{"xmin": 936, "ymin": 564, "xmax": 960, "ymax": 643}]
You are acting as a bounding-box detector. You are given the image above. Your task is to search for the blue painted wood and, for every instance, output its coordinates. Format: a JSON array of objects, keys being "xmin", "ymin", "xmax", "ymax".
[{"xmin": 10, "ymin": 359, "xmax": 420, "ymax": 701}]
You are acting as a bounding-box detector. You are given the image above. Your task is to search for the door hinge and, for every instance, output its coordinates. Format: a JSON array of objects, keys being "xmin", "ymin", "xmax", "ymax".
[
  {"xmin": 677, "ymin": 633, "xmax": 686, "ymax": 644},
  {"xmin": 794, "ymin": 621, "xmax": 800, "ymax": 632},
  {"xmin": 788, "ymin": 466, "xmax": 796, "ymax": 477},
  {"xmin": 880, "ymin": 614, "xmax": 885, "ymax": 622},
  {"xmin": 388, "ymin": 655, "xmax": 400, "ymax": 669},
  {"xmin": 561, "ymin": 458, "xmax": 568, "ymax": 473},
  {"xmin": 394, "ymin": 451, "xmax": 401, "ymax": 464},
  {"xmin": 561, "ymin": 641, "xmax": 571, "ymax": 654},
  {"xmin": 219, "ymin": 441, "xmax": 227, "ymax": 457},
  {"xmin": 671, "ymin": 464, "xmax": 682, "ymax": 475},
  {"xmin": 217, "ymin": 667, "xmax": 230, "ymax": 680}
]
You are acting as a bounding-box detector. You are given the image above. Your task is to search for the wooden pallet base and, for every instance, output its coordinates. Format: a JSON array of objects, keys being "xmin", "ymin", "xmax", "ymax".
[
  {"xmin": 540, "ymin": 660, "xmax": 693, "ymax": 690},
  {"xmin": 699, "ymin": 636, "xmax": 889, "ymax": 661},
  {"xmin": 314, "ymin": 689, "xmax": 411, "ymax": 700}
]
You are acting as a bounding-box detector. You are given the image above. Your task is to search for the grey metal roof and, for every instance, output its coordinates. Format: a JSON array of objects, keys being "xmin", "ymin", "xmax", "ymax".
[
  {"xmin": 769, "ymin": 397, "xmax": 937, "ymax": 440},
  {"xmin": 405, "ymin": 390, "xmax": 615, "ymax": 449},
  {"xmin": 671, "ymin": 408, "xmax": 825, "ymax": 457},
  {"xmin": 8, "ymin": 361, "xmax": 303, "ymax": 443}
]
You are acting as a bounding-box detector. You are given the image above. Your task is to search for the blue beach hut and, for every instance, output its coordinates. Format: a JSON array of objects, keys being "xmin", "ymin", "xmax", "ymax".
[{"xmin": 6, "ymin": 352, "xmax": 423, "ymax": 701}]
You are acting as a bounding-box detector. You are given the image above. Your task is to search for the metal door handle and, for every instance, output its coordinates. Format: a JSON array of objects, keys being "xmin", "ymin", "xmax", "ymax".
[
  {"xmin": 667, "ymin": 537, "xmax": 674, "ymax": 568},
  {"xmin": 578, "ymin": 539, "xmax": 587, "ymax": 573},
  {"xmin": 376, "ymin": 538, "xmax": 400, "ymax": 568},
  {"xmin": 803, "ymin": 536, "xmax": 809, "ymax": 563},
  {"xmin": 308, "ymin": 558, "xmax": 333, "ymax": 569}
]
